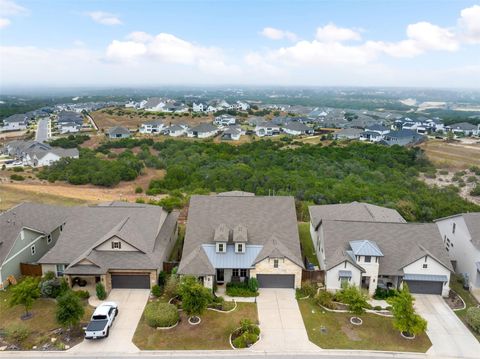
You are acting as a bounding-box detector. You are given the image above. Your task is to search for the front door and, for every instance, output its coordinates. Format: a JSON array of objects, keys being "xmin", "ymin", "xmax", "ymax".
[{"xmin": 216, "ymin": 269, "xmax": 225, "ymax": 283}]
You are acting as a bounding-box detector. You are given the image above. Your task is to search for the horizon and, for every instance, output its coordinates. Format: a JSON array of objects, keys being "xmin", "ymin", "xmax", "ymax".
[{"xmin": 1, "ymin": 0, "xmax": 480, "ymax": 90}]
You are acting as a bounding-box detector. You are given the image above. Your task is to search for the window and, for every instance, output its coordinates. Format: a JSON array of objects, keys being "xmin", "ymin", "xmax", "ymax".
[
  {"xmin": 364, "ymin": 256, "xmax": 371, "ymax": 263},
  {"xmin": 60, "ymin": 225, "xmax": 63, "ymax": 232},
  {"xmin": 56, "ymin": 264, "xmax": 65, "ymax": 277},
  {"xmin": 340, "ymin": 277, "xmax": 349, "ymax": 285},
  {"xmin": 47, "ymin": 234, "xmax": 52, "ymax": 244},
  {"xmin": 274, "ymin": 259, "xmax": 279, "ymax": 268},
  {"xmin": 240, "ymin": 269, "xmax": 247, "ymax": 277},
  {"xmin": 216, "ymin": 243, "xmax": 226, "ymax": 253},
  {"xmin": 30, "ymin": 245, "xmax": 36, "ymax": 255},
  {"xmin": 452, "ymin": 223, "xmax": 456, "ymax": 234},
  {"xmin": 235, "ymin": 243, "xmax": 244, "ymax": 253},
  {"xmin": 344, "ymin": 261, "xmax": 347, "ymax": 268},
  {"xmin": 232, "ymin": 269, "xmax": 239, "ymax": 277},
  {"xmin": 111, "ymin": 241, "xmax": 122, "ymax": 249},
  {"xmin": 423, "ymin": 264, "xmax": 428, "ymax": 269}
]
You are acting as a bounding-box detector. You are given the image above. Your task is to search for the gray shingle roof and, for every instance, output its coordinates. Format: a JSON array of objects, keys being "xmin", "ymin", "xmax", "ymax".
[
  {"xmin": 0, "ymin": 203, "xmax": 70, "ymax": 265},
  {"xmin": 322, "ymin": 220, "xmax": 452, "ymax": 275},
  {"xmin": 309, "ymin": 202, "xmax": 406, "ymax": 228},
  {"xmin": 178, "ymin": 195, "xmax": 304, "ymax": 275},
  {"xmin": 190, "ymin": 123, "xmax": 217, "ymax": 133},
  {"xmin": 107, "ymin": 126, "xmax": 130, "ymax": 136}
]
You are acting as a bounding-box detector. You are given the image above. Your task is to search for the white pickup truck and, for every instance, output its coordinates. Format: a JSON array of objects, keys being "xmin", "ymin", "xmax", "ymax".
[{"xmin": 85, "ymin": 302, "xmax": 118, "ymax": 339}]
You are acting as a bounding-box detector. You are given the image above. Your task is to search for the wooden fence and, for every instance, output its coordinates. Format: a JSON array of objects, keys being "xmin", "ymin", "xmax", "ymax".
[
  {"xmin": 20, "ymin": 263, "xmax": 43, "ymax": 277},
  {"xmin": 302, "ymin": 269, "xmax": 325, "ymax": 284},
  {"xmin": 163, "ymin": 261, "xmax": 180, "ymax": 274}
]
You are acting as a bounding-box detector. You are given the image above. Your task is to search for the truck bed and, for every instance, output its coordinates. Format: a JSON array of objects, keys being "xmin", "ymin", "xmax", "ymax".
[{"xmin": 86, "ymin": 319, "xmax": 108, "ymax": 332}]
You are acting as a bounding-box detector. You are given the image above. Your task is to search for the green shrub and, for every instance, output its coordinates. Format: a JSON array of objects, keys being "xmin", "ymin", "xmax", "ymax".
[
  {"xmin": 144, "ymin": 302, "xmax": 179, "ymax": 328},
  {"xmin": 336, "ymin": 283, "xmax": 369, "ymax": 315},
  {"xmin": 374, "ymin": 287, "xmax": 398, "ymax": 300},
  {"xmin": 42, "ymin": 271, "xmax": 56, "ymax": 281},
  {"xmin": 96, "ymin": 282, "xmax": 106, "ymax": 300},
  {"xmin": 471, "ymin": 184, "xmax": 480, "ymax": 196},
  {"xmin": 247, "ymin": 277, "xmax": 259, "ymax": 292},
  {"xmin": 466, "ymin": 307, "xmax": 480, "ymax": 333},
  {"xmin": 158, "ymin": 271, "xmax": 167, "ymax": 286},
  {"xmin": 314, "ymin": 290, "xmax": 335, "ymax": 309},
  {"xmin": 6, "ymin": 324, "xmax": 30, "ymax": 343},
  {"xmin": 12, "ymin": 166, "xmax": 24, "ymax": 172},
  {"xmin": 164, "ymin": 275, "xmax": 180, "ymax": 299},
  {"xmin": 56, "ymin": 290, "xmax": 85, "ymax": 328},
  {"xmin": 467, "ymin": 176, "xmax": 478, "ymax": 183},
  {"xmin": 226, "ymin": 282, "xmax": 258, "ymax": 297},
  {"xmin": 135, "ymin": 186, "xmax": 143, "ymax": 193},
  {"xmin": 373, "ymin": 305, "xmax": 382, "ymax": 311},
  {"xmin": 74, "ymin": 290, "xmax": 90, "ymax": 299},
  {"xmin": 178, "ymin": 276, "xmax": 212, "ymax": 317},
  {"xmin": 438, "ymin": 170, "xmax": 449, "ymax": 175},
  {"xmin": 151, "ymin": 284, "xmax": 162, "ymax": 298},
  {"xmin": 300, "ymin": 281, "xmax": 318, "ymax": 297},
  {"xmin": 40, "ymin": 278, "xmax": 68, "ymax": 298},
  {"xmin": 470, "ymin": 166, "xmax": 480, "ymax": 176},
  {"xmin": 10, "ymin": 174, "xmax": 25, "ymax": 181},
  {"xmin": 232, "ymin": 319, "xmax": 260, "ymax": 348}
]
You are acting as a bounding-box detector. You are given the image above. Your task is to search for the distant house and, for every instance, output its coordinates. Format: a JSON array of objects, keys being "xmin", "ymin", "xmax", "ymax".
[
  {"xmin": 139, "ymin": 121, "xmax": 164, "ymax": 134},
  {"xmin": 235, "ymin": 101, "xmax": 250, "ymax": 111},
  {"xmin": 359, "ymin": 131, "xmax": 383, "ymax": 143},
  {"xmin": 309, "ymin": 202, "xmax": 452, "ymax": 296},
  {"xmin": 166, "ymin": 124, "xmax": 187, "ymax": 137},
  {"xmin": 143, "ymin": 97, "xmax": 167, "ymax": 112},
  {"xmin": 4, "ymin": 140, "xmax": 79, "ymax": 167},
  {"xmin": 187, "ymin": 123, "xmax": 218, "ymax": 138},
  {"xmin": 1, "ymin": 114, "xmax": 29, "ymax": 132},
  {"xmin": 192, "ymin": 102, "xmax": 207, "ymax": 112},
  {"xmin": 447, "ymin": 122, "xmax": 479, "ymax": 137},
  {"xmin": 222, "ymin": 126, "xmax": 242, "ymax": 141},
  {"xmin": 247, "ymin": 116, "xmax": 265, "ymax": 127},
  {"xmin": 0, "ymin": 203, "xmax": 68, "ymax": 288},
  {"xmin": 334, "ymin": 128, "xmax": 363, "ymax": 140},
  {"xmin": 255, "ymin": 122, "xmax": 281, "ymax": 137},
  {"xmin": 365, "ymin": 124, "xmax": 390, "ymax": 135},
  {"xmin": 107, "ymin": 126, "xmax": 131, "ymax": 139},
  {"xmin": 214, "ymin": 114, "xmax": 236, "ymax": 126},
  {"xmin": 282, "ymin": 122, "xmax": 314, "ymax": 136},
  {"xmin": 381, "ymin": 129, "xmax": 425, "ymax": 146},
  {"xmin": 435, "ymin": 213, "xmax": 480, "ymax": 294},
  {"xmin": 57, "ymin": 111, "xmax": 83, "ymax": 134}
]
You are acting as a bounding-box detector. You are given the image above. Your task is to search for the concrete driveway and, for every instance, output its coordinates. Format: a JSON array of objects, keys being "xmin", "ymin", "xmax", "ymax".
[
  {"xmin": 414, "ymin": 294, "xmax": 480, "ymax": 358},
  {"xmin": 69, "ymin": 289, "xmax": 150, "ymax": 354},
  {"xmin": 254, "ymin": 288, "xmax": 318, "ymax": 352}
]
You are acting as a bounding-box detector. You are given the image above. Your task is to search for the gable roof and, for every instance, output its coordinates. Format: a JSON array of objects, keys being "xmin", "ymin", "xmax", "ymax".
[
  {"xmin": 349, "ymin": 240, "xmax": 384, "ymax": 256},
  {"xmin": 190, "ymin": 123, "xmax": 217, "ymax": 133},
  {"xmin": 107, "ymin": 126, "xmax": 130, "ymax": 136},
  {"xmin": 309, "ymin": 202, "xmax": 406, "ymax": 228},
  {"xmin": 178, "ymin": 195, "xmax": 304, "ymax": 274},
  {"xmin": 322, "ymin": 220, "xmax": 453, "ymax": 275},
  {"xmin": 0, "ymin": 203, "xmax": 69, "ymax": 266}
]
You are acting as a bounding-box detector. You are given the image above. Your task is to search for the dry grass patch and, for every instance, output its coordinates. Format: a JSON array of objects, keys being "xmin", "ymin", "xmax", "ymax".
[{"xmin": 133, "ymin": 302, "xmax": 258, "ymax": 350}]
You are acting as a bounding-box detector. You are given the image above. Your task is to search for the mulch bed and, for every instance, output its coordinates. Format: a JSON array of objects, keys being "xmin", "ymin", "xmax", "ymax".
[{"xmin": 444, "ymin": 290, "xmax": 464, "ymax": 310}]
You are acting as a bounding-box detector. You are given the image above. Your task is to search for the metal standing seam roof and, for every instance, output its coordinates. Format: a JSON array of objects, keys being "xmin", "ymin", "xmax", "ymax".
[
  {"xmin": 403, "ymin": 274, "xmax": 448, "ymax": 282},
  {"xmin": 349, "ymin": 240, "xmax": 384, "ymax": 256},
  {"xmin": 202, "ymin": 244, "xmax": 263, "ymax": 269}
]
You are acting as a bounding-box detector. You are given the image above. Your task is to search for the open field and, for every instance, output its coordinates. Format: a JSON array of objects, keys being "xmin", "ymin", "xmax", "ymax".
[
  {"xmin": 90, "ymin": 107, "xmax": 214, "ymax": 131},
  {"xmin": 419, "ymin": 139, "xmax": 480, "ymax": 169}
]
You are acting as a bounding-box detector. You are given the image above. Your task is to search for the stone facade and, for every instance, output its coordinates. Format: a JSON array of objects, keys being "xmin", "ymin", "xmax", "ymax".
[{"xmin": 250, "ymin": 257, "xmax": 303, "ymax": 288}]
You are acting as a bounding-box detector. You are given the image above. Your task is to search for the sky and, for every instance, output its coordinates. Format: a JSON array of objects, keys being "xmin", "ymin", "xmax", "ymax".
[{"xmin": 0, "ymin": 0, "xmax": 480, "ymax": 89}]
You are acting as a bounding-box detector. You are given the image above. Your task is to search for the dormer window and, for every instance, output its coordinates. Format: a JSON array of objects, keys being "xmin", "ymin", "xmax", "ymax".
[
  {"xmin": 216, "ymin": 242, "xmax": 226, "ymax": 253},
  {"xmin": 235, "ymin": 243, "xmax": 245, "ymax": 253},
  {"xmin": 111, "ymin": 241, "xmax": 122, "ymax": 249}
]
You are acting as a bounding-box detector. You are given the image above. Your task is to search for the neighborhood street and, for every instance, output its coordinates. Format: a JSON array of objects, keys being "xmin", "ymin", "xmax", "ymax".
[{"xmin": 35, "ymin": 118, "xmax": 50, "ymax": 142}]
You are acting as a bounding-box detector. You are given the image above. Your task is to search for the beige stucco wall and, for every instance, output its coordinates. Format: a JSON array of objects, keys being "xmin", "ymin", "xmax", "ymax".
[{"xmin": 250, "ymin": 257, "xmax": 303, "ymax": 288}]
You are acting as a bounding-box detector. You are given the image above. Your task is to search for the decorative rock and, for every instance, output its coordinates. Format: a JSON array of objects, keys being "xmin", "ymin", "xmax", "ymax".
[
  {"xmin": 65, "ymin": 345, "xmax": 70, "ymax": 349},
  {"xmin": 51, "ymin": 337, "xmax": 57, "ymax": 343},
  {"xmin": 32, "ymin": 346, "xmax": 37, "ymax": 349},
  {"xmin": 0, "ymin": 346, "xmax": 7, "ymax": 351}
]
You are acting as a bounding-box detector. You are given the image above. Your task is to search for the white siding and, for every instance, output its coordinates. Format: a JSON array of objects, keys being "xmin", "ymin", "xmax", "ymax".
[
  {"xmin": 325, "ymin": 261, "xmax": 362, "ymax": 291},
  {"xmin": 402, "ymin": 255, "xmax": 451, "ymax": 297}
]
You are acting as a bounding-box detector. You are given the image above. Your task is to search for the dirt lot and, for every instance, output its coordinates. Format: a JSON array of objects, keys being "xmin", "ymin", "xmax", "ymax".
[
  {"xmin": 0, "ymin": 167, "xmax": 166, "ymax": 211},
  {"xmin": 90, "ymin": 107, "xmax": 214, "ymax": 131},
  {"xmin": 419, "ymin": 138, "xmax": 480, "ymax": 169}
]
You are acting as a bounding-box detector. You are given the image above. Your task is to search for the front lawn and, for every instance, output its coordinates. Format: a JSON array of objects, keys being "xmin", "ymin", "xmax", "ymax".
[
  {"xmin": 298, "ymin": 222, "xmax": 319, "ymax": 267},
  {"xmin": 449, "ymin": 274, "xmax": 480, "ymax": 342},
  {"xmin": 298, "ymin": 298, "xmax": 431, "ymax": 352},
  {"xmin": 133, "ymin": 302, "xmax": 258, "ymax": 350},
  {"xmin": 0, "ymin": 288, "xmax": 94, "ymax": 350}
]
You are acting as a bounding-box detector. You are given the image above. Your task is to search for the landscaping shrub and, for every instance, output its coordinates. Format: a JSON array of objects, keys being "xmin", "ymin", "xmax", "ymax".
[
  {"xmin": 158, "ymin": 271, "xmax": 167, "ymax": 286},
  {"xmin": 40, "ymin": 278, "xmax": 68, "ymax": 298},
  {"xmin": 388, "ymin": 284, "xmax": 427, "ymax": 336},
  {"xmin": 178, "ymin": 276, "xmax": 212, "ymax": 317},
  {"xmin": 12, "ymin": 166, "xmax": 24, "ymax": 172},
  {"xmin": 438, "ymin": 170, "xmax": 449, "ymax": 175},
  {"xmin": 373, "ymin": 305, "xmax": 383, "ymax": 311},
  {"xmin": 74, "ymin": 290, "xmax": 90, "ymax": 299},
  {"xmin": 300, "ymin": 281, "xmax": 318, "ymax": 297},
  {"xmin": 56, "ymin": 290, "xmax": 85, "ymax": 328},
  {"xmin": 96, "ymin": 282, "xmax": 107, "ymax": 300},
  {"xmin": 226, "ymin": 282, "xmax": 258, "ymax": 297},
  {"xmin": 10, "ymin": 174, "xmax": 25, "ymax": 181},
  {"xmin": 374, "ymin": 287, "xmax": 398, "ymax": 300},
  {"xmin": 144, "ymin": 302, "xmax": 179, "ymax": 328},
  {"xmin": 42, "ymin": 271, "xmax": 56, "ymax": 281},
  {"xmin": 470, "ymin": 165, "xmax": 480, "ymax": 176},
  {"xmin": 151, "ymin": 284, "xmax": 162, "ymax": 298},
  {"xmin": 9, "ymin": 277, "xmax": 41, "ymax": 317},
  {"xmin": 135, "ymin": 186, "xmax": 143, "ymax": 193},
  {"xmin": 164, "ymin": 275, "xmax": 180, "ymax": 299},
  {"xmin": 471, "ymin": 184, "xmax": 480, "ymax": 196},
  {"xmin": 336, "ymin": 283, "xmax": 369, "ymax": 315},
  {"xmin": 314, "ymin": 290, "xmax": 335, "ymax": 309},
  {"xmin": 466, "ymin": 307, "xmax": 480, "ymax": 334},
  {"xmin": 467, "ymin": 176, "xmax": 478, "ymax": 183},
  {"xmin": 232, "ymin": 319, "xmax": 260, "ymax": 348},
  {"xmin": 6, "ymin": 324, "xmax": 30, "ymax": 343},
  {"xmin": 247, "ymin": 277, "xmax": 259, "ymax": 292}
]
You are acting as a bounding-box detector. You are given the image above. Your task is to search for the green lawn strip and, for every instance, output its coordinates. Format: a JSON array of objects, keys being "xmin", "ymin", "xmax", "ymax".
[
  {"xmin": 449, "ymin": 275, "xmax": 480, "ymax": 342},
  {"xmin": 298, "ymin": 298, "xmax": 431, "ymax": 352},
  {"xmin": 0, "ymin": 289, "xmax": 94, "ymax": 350},
  {"xmin": 133, "ymin": 302, "xmax": 258, "ymax": 350},
  {"xmin": 298, "ymin": 222, "xmax": 319, "ymax": 267}
]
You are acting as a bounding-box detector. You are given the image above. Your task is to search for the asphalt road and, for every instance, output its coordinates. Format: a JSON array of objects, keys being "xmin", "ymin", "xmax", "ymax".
[{"xmin": 35, "ymin": 118, "xmax": 49, "ymax": 142}]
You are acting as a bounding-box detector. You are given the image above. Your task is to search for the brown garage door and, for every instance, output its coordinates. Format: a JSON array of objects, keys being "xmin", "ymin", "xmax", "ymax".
[
  {"xmin": 111, "ymin": 274, "xmax": 150, "ymax": 289},
  {"xmin": 257, "ymin": 274, "xmax": 295, "ymax": 288}
]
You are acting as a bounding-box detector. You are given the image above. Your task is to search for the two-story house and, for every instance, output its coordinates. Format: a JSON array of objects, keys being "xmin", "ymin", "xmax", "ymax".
[
  {"xmin": 139, "ymin": 121, "xmax": 165, "ymax": 134},
  {"xmin": 178, "ymin": 194, "xmax": 305, "ymax": 289},
  {"xmin": 309, "ymin": 202, "xmax": 452, "ymax": 296}
]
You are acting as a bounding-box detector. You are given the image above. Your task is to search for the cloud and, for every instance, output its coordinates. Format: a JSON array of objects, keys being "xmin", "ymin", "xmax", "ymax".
[
  {"xmin": 315, "ymin": 23, "xmax": 362, "ymax": 42},
  {"xmin": 106, "ymin": 40, "xmax": 146, "ymax": 61},
  {"xmin": 260, "ymin": 27, "xmax": 298, "ymax": 41},
  {"xmin": 0, "ymin": 0, "xmax": 27, "ymax": 16},
  {"xmin": 459, "ymin": 5, "xmax": 480, "ymax": 44},
  {"xmin": 0, "ymin": 17, "xmax": 11, "ymax": 28},
  {"xmin": 87, "ymin": 11, "xmax": 122, "ymax": 26}
]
